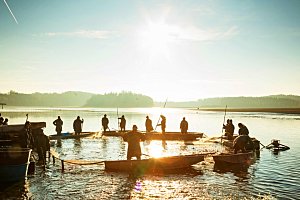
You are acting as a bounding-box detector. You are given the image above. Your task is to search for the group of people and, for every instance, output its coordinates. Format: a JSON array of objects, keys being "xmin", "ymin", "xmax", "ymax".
[
  {"xmin": 0, "ymin": 113, "xmax": 9, "ymax": 125},
  {"xmin": 223, "ymin": 119, "xmax": 254, "ymax": 153},
  {"xmin": 53, "ymin": 115, "xmax": 84, "ymax": 136}
]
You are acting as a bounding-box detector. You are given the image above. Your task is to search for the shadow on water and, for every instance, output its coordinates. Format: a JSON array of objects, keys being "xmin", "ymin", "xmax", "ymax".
[{"xmin": 0, "ymin": 180, "xmax": 31, "ymax": 199}]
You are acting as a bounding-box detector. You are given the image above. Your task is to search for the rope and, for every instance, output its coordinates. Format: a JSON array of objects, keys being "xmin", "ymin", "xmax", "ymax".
[{"xmin": 50, "ymin": 149, "xmax": 104, "ymax": 166}]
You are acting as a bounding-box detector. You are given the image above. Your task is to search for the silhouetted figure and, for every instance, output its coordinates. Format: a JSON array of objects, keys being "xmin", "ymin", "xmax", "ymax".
[
  {"xmin": 53, "ymin": 116, "xmax": 63, "ymax": 135},
  {"xmin": 238, "ymin": 123, "xmax": 249, "ymax": 136},
  {"xmin": 21, "ymin": 121, "xmax": 34, "ymax": 148},
  {"xmin": 118, "ymin": 115, "xmax": 126, "ymax": 132},
  {"xmin": 0, "ymin": 117, "xmax": 3, "ymax": 125},
  {"xmin": 180, "ymin": 117, "xmax": 188, "ymax": 134},
  {"xmin": 2, "ymin": 118, "xmax": 8, "ymax": 125},
  {"xmin": 102, "ymin": 114, "xmax": 109, "ymax": 132},
  {"xmin": 123, "ymin": 125, "xmax": 145, "ymax": 160},
  {"xmin": 73, "ymin": 116, "xmax": 84, "ymax": 135},
  {"xmin": 233, "ymin": 135, "xmax": 254, "ymax": 154},
  {"xmin": 145, "ymin": 116, "xmax": 154, "ymax": 132},
  {"xmin": 157, "ymin": 115, "xmax": 166, "ymax": 134},
  {"xmin": 223, "ymin": 119, "xmax": 235, "ymax": 140}
]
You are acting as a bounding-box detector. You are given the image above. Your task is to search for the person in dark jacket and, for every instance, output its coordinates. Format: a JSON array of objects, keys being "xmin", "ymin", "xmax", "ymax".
[
  {"xmin": 233, "ymin": 135, "xmax": 254, "ymax": 153},
  {"xmin": 238, "ymin": 123, "xmax": 249, "ymax": 136},
  {"xmin": 73, "ymin": 116, "xmax": 84, "ymax": 135},
  {"xmin": 101, "ymin": 114, "xmax": 109, "ymax": 132},
  {"xmin": 180, "ymin": 117, "xmax": 188, "ymax": 134},
  {"xmin": 223, "ymin": 119, "xmax": 235, "ymax": 140},
  {"xmin": 53, "ymin": 116, "xmax": 63, "ymax": 135},
  {"xmin": 123, "ymin": 125, "xmax": 145, "ymax": 160},
  {"xmin": 2, "ymin": 118, "xmax": 8, "ymax": 125},
  {"xmin": 118, "ymin": 115, "xmax": 126, "ymax": 132},
  {"xmin": 145, "ymin": 116, "xmax": 154, "ymax": 133}
]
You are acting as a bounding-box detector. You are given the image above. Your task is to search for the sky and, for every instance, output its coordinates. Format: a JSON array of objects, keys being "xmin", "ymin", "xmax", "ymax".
[{"xmin": 0, "ymin": 0, "xmax": 300, "ymax": 101}]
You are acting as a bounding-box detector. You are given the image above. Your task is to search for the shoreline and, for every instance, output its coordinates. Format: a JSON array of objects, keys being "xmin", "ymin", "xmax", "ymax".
[{"xmin": 194, "ymin": 108, "xmax": 300, "ymax": 114}]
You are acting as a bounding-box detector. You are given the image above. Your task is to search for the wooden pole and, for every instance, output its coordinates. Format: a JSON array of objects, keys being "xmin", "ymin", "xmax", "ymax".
[{"xmin": 61, "ymin": 160, "xmax": 64, "ymax": 172}]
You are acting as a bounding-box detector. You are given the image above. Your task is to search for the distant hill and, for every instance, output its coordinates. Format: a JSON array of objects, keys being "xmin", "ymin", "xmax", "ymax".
[
  {"xmin": 1, "ymin": 91, "xmax": 299, "ymax": 108},
  {"xmin": 155, "ymin": 95, "xmax": 300, "ymax": 108},
  {"xmin": 0, "ymin": 91, "xmax": 153, "ymax": 107}
]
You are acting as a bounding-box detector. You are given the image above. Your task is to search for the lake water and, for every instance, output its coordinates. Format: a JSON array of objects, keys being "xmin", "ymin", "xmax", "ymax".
[{"xmin": 0, "ymin": 107, "xmax": 299, "ymax": 199}]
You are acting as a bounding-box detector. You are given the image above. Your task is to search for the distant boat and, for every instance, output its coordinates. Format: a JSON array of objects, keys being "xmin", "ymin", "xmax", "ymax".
[
  {"xmin": 0, "ymin": 148, "xmax": 32, "ymax": 183},
  {"xmin": 49, "ymin": 132, "xmax": 98, "ymax": 140},
  {"xmin": 102, "ymin": 131, "xmax": 204, "ymax": 141},
  {"xmin": 213, "ymin": 152, "xmax": 255, "ymax": 165},
  {"xmin": 104, "ymin": 154, "xmax": 204, "ymax": 172}
]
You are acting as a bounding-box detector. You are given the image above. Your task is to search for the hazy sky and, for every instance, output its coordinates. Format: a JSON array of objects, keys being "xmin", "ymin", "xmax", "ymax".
[{"xmin": 1, "ymin": 0, "xmax": 300, "ymax": 101}]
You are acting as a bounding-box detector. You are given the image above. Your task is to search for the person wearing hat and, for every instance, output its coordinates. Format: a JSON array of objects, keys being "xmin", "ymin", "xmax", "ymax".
[
  {"xmin": 73, "ymin": 116, "xmax": 84, "ymax": 135},
  {"xmin": 101, "ymin": 114, "xmax": 109, "ymax": 132},
  {"xmin": 118, "ymin": 115, "xmax": 126, "ymax": 132},
  {"xmin": 123, "ymin": 125, "xmax": 145, "ymax": 160},
  {"xmin": 145, "ymin": 116, "xmax": 154, "ymax": 133},
  {"xmin": 180, "ymin": 117, "xmax": 188, "ymax": 134},
  {"xmin": 157, "ymin": 115, "xmax": 166, "ymax": 134}
]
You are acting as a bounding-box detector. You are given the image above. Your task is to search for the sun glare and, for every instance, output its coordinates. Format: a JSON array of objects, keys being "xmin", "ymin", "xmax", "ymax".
[{"xmin": 137, "ymin": 21, "xmax": 180, "ymax": 56}]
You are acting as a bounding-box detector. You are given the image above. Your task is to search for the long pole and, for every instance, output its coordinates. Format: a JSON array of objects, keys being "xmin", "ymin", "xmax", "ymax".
[
  {"xmin": 154, "ymin": 98, "xmax": 168, "ymax": 131},
  {"xmin": 117, "ymin": 107, "xmax": 119, "ymax": 131},
  {"xmin": 221, "ymin": 105, "xmax": 227, "ymax": 143}
]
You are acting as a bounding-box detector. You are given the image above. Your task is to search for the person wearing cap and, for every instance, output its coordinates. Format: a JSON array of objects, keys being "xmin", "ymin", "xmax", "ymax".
[
  {"xmin": 53, "ymin": 116, "xmax": 63, "ymax": 135},
  {"xmin": 101, "ymin": 114, "xmax": 109, "ymax": 132},
  {"xmin": 118, "ymin": 115, "xmax": 126, "ymax": 132},
  {"xmin": 145, "ymin": 116, "xmax": 154, "ymax": 133},
  {"xmin": 180, "ymin": 117, "xmax": 188, "ymax": 134},
  {"xmin": 73, "ymin": 116, "xmax": 84, "ymax": 135},
  {"xmin": 123, "ymin": 125, "xmax": 145, "ymax": 160},
  {"xmin": 157, "ymin": 115, "xmax": 166, "ymax": 134}
]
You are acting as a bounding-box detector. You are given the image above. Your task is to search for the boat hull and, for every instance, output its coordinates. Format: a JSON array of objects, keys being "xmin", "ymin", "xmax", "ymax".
[
  {"xmin": 0, "ymin": 148, "xmax": 32, "ymax": 183},
  {"xmin": 213, "ymin": 152, "xmax": 254, "ymax": 165},
  {"xmin": 104, "ymin": 154, "xmax": 204, "ymax": 172},
  {"xmin": 102, "ymin": 131, "xmax": 203, "ymax": 141},
  {"xmin": 49, "ymin": 132, "xmax": 98, "ymax": 140}
]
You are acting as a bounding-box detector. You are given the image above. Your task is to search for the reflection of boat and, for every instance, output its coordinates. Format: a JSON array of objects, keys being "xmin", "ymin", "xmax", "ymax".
[
  {"xmin": 49, "ymin": 132, "xmax": 98, "ymax": 140},
  {"xmin": 0, "ymin": 148, "xmax": 32, "ymax": 183},
  {"xmin": 104, "ymin": 154, "xmax": 204, "ymax": 172},
  {"xmin": 213, "ymin": 152, "xmax": 255, "ymax": 165},
  {"xmin": 102, "ymin": 131, "xmax": 203, "ymax": 141},
  {"xmin": 266, "ymin": 139, "xmax": 290, "ymax": 152}
]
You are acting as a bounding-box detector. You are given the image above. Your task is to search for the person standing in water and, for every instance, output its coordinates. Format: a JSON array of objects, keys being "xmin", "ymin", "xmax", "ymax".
[
  {"xmin": 73, "ymin": 116, "xmax": 84, "ymax": 135},
  {"xmin": 123, "ymin": 125, "xmax": 145, "ymax": 160},
  {"xmin": 53, "ymin": 116, "xmax": 63, "ymax": 135},
  {"xmin": 102, "ymin": 114, "xmax": 109, "ymax": 132},
  {"xmin": 118, "ymin": 115, "xmax": 126, "ymax": 132},
  {"xmin": 145, "ymin": 116, "xmax": 154, "ymax": 133}
]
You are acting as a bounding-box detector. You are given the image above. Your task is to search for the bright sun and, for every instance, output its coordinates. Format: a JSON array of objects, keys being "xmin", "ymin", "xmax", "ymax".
[{"xmin": 137, "ymin": 21, "xmax": 180, "ymax": 56}]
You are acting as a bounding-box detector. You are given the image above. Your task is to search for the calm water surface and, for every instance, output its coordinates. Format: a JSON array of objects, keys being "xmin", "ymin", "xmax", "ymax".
[{"xmin": 0, "ymin": 107, "xmax": 299, "ymax": 199}]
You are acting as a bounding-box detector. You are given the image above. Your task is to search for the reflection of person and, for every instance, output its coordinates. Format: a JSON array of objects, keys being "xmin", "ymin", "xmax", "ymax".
[
  {"xmin": 101, "ymin": 114, "xmax": 109, "ymax": 132},
  {"xmin": 145, "ymin": 116, "xmax": 154, "ymax": 132},
  {"xmin": 180, "ymin": 117, "xmax": 188, "ymax": 134},
  {"xmin": 223, "ymin": 119, "xmax": 235, "ymax": 140},
  {"xmin": 238, "ymin": 123, "xmax": 249, "ymax": 136},
  {"xmin": 123, "ymin": 125, "xmax": 145, "ymax": 160},
  {"xmin": 73, "ymin": 116, "xmax": 84, "ymax": 135},
  {"xmin": 157, "ymin": 115, "xmax": 166, "ymax": 134},
  {"xmin": 118, "ymin": 115, "xmax": 126, "ymax": 132},
  {"xmin": 53, "ymin": 116, "xmax": 63, "ymax": 135}
]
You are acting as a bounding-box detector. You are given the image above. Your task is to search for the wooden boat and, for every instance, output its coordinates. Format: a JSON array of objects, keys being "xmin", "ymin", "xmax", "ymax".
[
  {"xmin": 104, "ymin": 154, "xmax": 204, "ymax": 172},
  {"xmin": 102, "ymin": 131, "xmax": 203, "ymax": 141},
  {"xmin": 213, "ymin": 151, "xmax": 255, "ymax": 165},
  {"xmin": 0, "ymin": 122, "xmax": 46, "ymax": 132},
  {"xmin": 0, "ymin": 148, "xmax": 32, "ymax": 182},
  {"xmin": 49, "ymin": 131, "xmax": 98, "ymax": 140}
]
